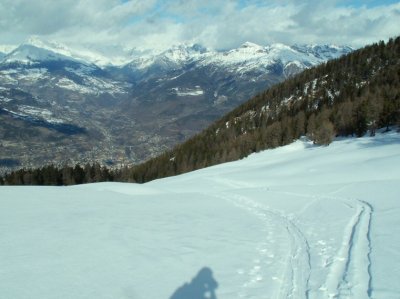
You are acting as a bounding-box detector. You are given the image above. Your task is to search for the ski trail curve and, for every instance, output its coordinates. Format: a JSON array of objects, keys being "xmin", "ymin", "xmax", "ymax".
[
  {"xmin": 208, "ymin": 192, "xmax": 311, "ymax": 299},
  {"xmin": 323, "ymin": 199, "xmax": 373, "ymax": 299}
]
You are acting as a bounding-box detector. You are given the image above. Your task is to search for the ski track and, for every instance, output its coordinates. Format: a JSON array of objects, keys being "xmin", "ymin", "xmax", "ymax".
[
  {"xmin": 208, "ymin": 192, "xmax": 311, "ymax": 299},
  {"xmin": 262, "ymin": 188, "xmax": 374, "ymax": 299},
  {"xmin": 322, "ymin": 198, "xmax": 373, "ymax": 299},
  {"xmin": 206, "ymin": 184, "xmax": 374, "ymax": 299}
]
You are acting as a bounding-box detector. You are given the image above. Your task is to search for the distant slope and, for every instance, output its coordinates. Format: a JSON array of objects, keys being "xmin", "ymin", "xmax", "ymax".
[{"xmin": 116, "ymin": 37, "xmax": 400, "ymax": 183}]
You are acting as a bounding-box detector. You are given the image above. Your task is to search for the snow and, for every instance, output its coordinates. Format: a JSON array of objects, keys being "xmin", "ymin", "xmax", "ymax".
[
  {"xmin": 172, "ymin": 87, "xmax": 204, "ymax": 97},
  {"xmin": 56, "ymin": 77, "xmax": 95, "ymax": 94},
  {"xmin": 17, "ymin": 105, "xmax": 64, "ymax": 124},
  {"xmin": 55, "ymin": 76, "xmax": 125, "ymax": 95},
  {"xmin": 0, "ymin": 131, "xmax": 399, "ymax": 299},
  {"xmin": 1, "ymin": 107, "xmax": 29, "ymax": 117},
  {"xmin": 1, "ymin": 106, "xmax": 64, "ymax": 124},
  {"xmin": 0, "ymin": 44, "xmax": 17, "ymax": 54},
  {"xmin": 0, "ymin": 68, "xmax": 48, "ymax": 85},
  {"xmin": 0, "ymin": 96, "xmax": 13, "ymax": 103}
]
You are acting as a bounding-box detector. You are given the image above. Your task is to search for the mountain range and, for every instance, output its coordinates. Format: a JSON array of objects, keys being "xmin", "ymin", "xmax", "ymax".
[{"xmin": 0, "ymin": 37, "xmax": 352, "ymax": 173}]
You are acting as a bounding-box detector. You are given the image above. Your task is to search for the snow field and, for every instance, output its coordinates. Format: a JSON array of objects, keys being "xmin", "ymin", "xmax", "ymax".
[{"xmin": 0, "ymin": 131, "xmax": 399, "ymax": 299}]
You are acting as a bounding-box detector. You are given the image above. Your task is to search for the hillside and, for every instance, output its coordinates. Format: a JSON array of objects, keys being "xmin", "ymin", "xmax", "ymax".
[
  {"xmin": 1, "ymin": 131, "xmax": 399, "ymax": 298},
  {"xmin": 115, "ymin": 37, "xmax": 400, "ymax": 183}
]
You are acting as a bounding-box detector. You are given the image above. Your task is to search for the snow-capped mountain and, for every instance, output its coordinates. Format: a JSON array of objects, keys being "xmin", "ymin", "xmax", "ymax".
[
  {"xmin": 0, "ymin": 37, "xmax": 352, "ymax": 74},
  {"xmin": 1, "ymin": 37, "xmax": 85, "ymax": 65},
  {"xmin": 0, "ymin": 37, "xmax": 134, "ymax": 67},
  {"xmin": 3, "ymin": 43, "xmax": 79, "ymax": 65},
  {"xmin": 0, "ymin": 37, "xmax": 352, "ymax": 173},
  {"xmin": 0, "ymin": 36, "xmax": 351, "ymax": 70},
  {"xmin": 127, "ymin": 44, "xmax": 210, "ymax": 71},
  {"xmin": 125, "ymin": 41, "xmax": 351, "ymax": 78},
  {"xmin": 292, "ymin": 44, "xmax": 354, "ymax": 60}
]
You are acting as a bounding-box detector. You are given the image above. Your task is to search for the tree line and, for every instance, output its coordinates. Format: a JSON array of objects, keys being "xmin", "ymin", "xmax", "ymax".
[{"xmin": 0, "ymin": 163, "xmax": 113, "ymax": 185}]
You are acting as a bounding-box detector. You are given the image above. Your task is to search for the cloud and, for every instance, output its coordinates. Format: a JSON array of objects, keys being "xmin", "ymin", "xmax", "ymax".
[
  {"xmin": 0, "ymin": 0, "xmax": 157, "ymax": 43},
  {"xmin": 0, "ymin": 0, "xmax": 399, "ymax": 50},
  {"xmin": 171, "ymin": 0, "xmax": 400, "ymax": 49}
]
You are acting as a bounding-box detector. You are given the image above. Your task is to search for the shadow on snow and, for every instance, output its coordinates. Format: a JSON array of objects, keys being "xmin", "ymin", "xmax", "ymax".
[{"xmin": 169, "ymin": 267, "xmax": 218, "ymax": 299}]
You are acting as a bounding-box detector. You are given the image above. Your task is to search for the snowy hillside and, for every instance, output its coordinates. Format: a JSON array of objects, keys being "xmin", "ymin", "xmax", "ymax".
[{"xmin": 1, "ymin": 131, "xmax": 399, "ymax": 299}]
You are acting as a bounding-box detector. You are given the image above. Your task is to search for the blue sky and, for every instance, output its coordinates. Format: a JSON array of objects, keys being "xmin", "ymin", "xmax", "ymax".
[
  {"xmin": 339, "ymin": 0, "xmax": 400, "ymax": 7},
  {"xmin": 0, "ymin": 0, "xmax": 399, "ymax": 50}
]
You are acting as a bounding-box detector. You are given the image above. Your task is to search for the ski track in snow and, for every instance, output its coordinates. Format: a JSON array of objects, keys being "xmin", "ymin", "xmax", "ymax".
[
  {"xmin": 260, "ymin": 188, "xmax": 374, "ymax": 299},
  {"xmin": 207, "ymin": 184, "xmax": 374, "ymax": 299},
  {"xmin": 322, "ymin": 197, "xmax": 373, "ymax": 299},
  {"xmin": 252, "ymin": 185, "xmax": 374, "ymax": 299},
  {"xmin": 208, "ymin": 191, "xmax": 311, "ymax": 299}
]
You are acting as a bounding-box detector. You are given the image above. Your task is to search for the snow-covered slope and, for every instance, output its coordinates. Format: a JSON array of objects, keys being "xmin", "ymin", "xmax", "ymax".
[{"xmin": 1, "ymin": 131, "xmax": 399, "ymax": 299}]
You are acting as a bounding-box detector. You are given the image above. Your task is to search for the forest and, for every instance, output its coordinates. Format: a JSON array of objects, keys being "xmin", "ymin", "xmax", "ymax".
[{"xmin": 1, "ymin": 37, "xmax": 399, "ymax": 185}]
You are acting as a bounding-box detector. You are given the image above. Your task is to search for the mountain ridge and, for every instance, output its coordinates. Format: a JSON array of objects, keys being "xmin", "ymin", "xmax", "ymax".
[{"xmin": 0, "ymin": 37, "xmax": 352, "ymax": 68}]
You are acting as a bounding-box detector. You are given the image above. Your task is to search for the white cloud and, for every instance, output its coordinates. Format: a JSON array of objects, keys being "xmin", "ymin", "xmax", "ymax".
[{"xmin": 0, "ymin": 0, "xmax": 399, "ymax": 50}]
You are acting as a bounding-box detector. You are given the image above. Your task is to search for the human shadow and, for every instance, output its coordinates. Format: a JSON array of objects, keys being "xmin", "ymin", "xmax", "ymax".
[{"xmin": 169, "ymin": 267, "xmax": 218, "ymax": 299}]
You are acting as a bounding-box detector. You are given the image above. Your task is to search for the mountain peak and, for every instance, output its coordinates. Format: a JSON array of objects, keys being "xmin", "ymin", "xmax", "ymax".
[
  {"xmin": 223, "ymin": 42, "xmax": 266, "ymax": 58},
  {"xmin": 23, "ymin": 36, "xmax": 74, "ymax": 58},
  {"xmin": 0, "ymin": 44, "xmax": 17, "ymax": 54},
  {"xmin": 165, "ymin": 43, "xmax": 208, "ymax": 54},
  {"xmin": 291, "ymin": 44, "xmax": 354, "ymax": 60},
  {"xmin": 1, "ymin": 37, "xmax": 87, "ymax": 65},
  {"xmin": 159, "ymin": 43, "xmax": 209, "ymax": 64},
  {"xmin": 25, "ymin": 36, "xmax": 46, "ymax": 48},
  {"xmin": 239, "ymin": 41, "xmax": 263, "ymax": 49}
]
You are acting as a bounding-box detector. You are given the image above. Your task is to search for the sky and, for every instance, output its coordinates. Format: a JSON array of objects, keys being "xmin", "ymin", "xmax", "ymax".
[{"xmin": 0, "ymin": 0, "xmax": 399, "ymax": 51}]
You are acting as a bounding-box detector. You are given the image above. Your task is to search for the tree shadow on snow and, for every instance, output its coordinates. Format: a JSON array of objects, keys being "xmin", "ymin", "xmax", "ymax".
[
  {"xmin": 169, "ymin": 267, "xmax": 218, "ymax": 299},
  {"xmin": 355, "ymin": 131, "xmax": 400, "ymax": 149}
]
